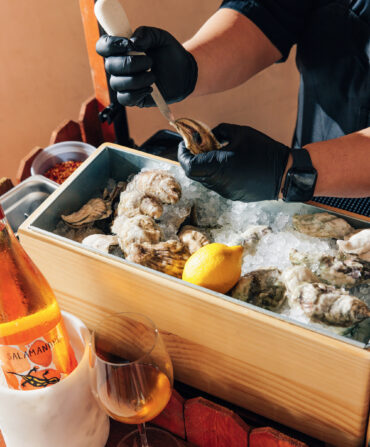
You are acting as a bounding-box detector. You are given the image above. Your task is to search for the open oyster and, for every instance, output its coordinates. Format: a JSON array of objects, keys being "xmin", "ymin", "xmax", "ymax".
[
  {"xmin": 290, "ymin": 249, "xmax": 370, "ymax": 288},
  {"xmin": 126, "ymin": 240, "xmax": 190, "ymax": 278},
  {"xmin": 178, "ymin": 225, "xmax": 210, "ymax": 255},
  {"xmin": 337, "ymin": 229, "xmax": 370, "ymax": 262},
  {"xmin": 172, "ymin": 118, "xmax": 222, "ymax": 154},
  {"xmin": 289, "ymin": 282, "xmax": 370, "ymax": 326},
  {"xmin": 292, "ymin": 212, "xmax": 354, "ymax": 239},
  {"xmin": 231, "ymin": 268, "xmax": 286, "ymax": 311}
]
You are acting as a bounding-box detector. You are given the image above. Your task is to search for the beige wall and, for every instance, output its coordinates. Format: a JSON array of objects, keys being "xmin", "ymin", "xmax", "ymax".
[{"xmin": 0, "ymin": 0, "xmax": 299, "ymax": 184}]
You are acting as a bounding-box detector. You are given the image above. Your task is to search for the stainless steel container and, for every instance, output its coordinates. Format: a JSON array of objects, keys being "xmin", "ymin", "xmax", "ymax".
[{"xmin": 0, "ymin": 175, "xmax": 58, "ymax": 233}]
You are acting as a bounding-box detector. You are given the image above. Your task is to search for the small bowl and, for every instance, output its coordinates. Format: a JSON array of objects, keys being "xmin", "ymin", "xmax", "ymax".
[{"xmin": 31, "ymin": 141, "xmax": 96, "ymax": 178}]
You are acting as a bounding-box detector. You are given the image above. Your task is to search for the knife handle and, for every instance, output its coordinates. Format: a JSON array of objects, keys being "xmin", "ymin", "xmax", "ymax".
[{"xmin": 94, "ymin": 0, "xmax": 174, "ymax": 123}]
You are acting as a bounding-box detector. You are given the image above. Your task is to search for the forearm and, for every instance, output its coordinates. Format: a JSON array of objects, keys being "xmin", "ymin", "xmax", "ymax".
[
  {"xmin": 183, "ymin": 8, "xmax": 282, "ymax": 97},
  {"xmin": 280, "ymin": 128, "xmax": 370, "ymax": 199}
]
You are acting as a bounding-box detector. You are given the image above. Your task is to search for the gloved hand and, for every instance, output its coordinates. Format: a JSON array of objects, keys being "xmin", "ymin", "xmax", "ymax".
[
  {"xmin": 177, "ymin": 123, "xmax": 291, "ymax": 202},
  {"xmin": 96, "ymin": 26, "xmax": 198, "ymax": 107}
]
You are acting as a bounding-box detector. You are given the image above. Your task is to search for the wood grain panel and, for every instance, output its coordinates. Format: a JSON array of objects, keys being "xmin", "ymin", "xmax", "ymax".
[{"xmin": 18, "ymin": 228, "xmax": 370, "ymax": 447}]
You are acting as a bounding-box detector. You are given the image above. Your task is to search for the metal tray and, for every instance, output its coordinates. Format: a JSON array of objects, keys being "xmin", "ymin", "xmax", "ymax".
[{"xmin": 0, "ymin": 175, "xmax": 58, "ymax": 233}]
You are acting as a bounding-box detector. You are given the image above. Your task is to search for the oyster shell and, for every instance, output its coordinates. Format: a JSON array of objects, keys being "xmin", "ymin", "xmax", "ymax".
[
  {"xmin": 128, "ymin": 170, "xmax": 181, "ymax": 204},
  {"xmin": 231, "ymin": 268, "xmax": 286, "ymax": 311},
  {"xmin": 81, "ymin": 234, "xmax": 119, "ymax": 253},
  {"xmin": 111, "ymin": 214, "xmax": 162, "ymax": 256},
  {"xmin": 178, "ymin": 225, "xmax": 210, "ymax": 254},
  {"xmin": 290, "ymin": 249, "xmax": 370, "ymax": 288},
  {"xmin": 172, "ymin": 118, "xmax": 222, "ymax": 154},
  {"xmin": 292, "ymin": 212, "xmax": 354, "ymax": 239},
  {"xmin": 117, "ymin": 189, "xmax": 163, "ymax": 219},
  {"xmin": 281, "ymin": 265, "xmax": 319, "ymax": 296},
  {"xmin": 126, "ymin": 240, "xmax": 190, "ymax": 278},
  {"xmin": 61, "ymin": 181, "xmax": 126, "ymax": 228},
  {"xmin": 53, "ymin": 221, "xmax": 104, "ymax": 243},
  {"xmin": 337, "ymin": 229, "xmax": 370, "ymax": 262},
  {"xmin": 238, "ymin": 225, "xmax": 271, "ymax": 255},
  {"xmin": 289, "ymin": 282, "xmax": 370, "ymax": 326},
  {"xmin": 61, "ymin": 198, "xmax": 112, "ymax": 227}
]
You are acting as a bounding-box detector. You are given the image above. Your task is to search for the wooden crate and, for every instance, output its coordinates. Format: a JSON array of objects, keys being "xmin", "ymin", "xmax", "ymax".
[{"xmin": 18, "ymin": 144, "xmax": 370, "ymax": 447}]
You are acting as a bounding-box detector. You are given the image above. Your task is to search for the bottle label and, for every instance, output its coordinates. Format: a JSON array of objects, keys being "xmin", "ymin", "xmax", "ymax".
[{"xmin": 0, "ymin": 328, "xmax": 75, "ymax": 390}]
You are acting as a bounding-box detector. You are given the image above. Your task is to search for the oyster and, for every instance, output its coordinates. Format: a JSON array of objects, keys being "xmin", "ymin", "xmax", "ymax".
[
  {"xmin": 61, "ymin": 198, "xmax": 112, "ymax": 227},
  {"xmin": 172, "ymin": 118, "xmax": 222, "ymax": 154},
  {"xmin": 337, "ymin": 229, "xmax": 370, "ymax": 262},
  {"xmin": 289, "ymin": 282, "xmax": 370, "ymax": 326},
  {"xmin": 81, "ymin": 234, "xmax": 119, "ymax": 254},
  {"xmin": 111, "ymin": 214, "xmax": 162, "ymax": 256},
  {"xmin": 61, "ymin": 181, "xmax": 126, "ymax": 228},
  {"xmin": 239, "ymin": 225, "xmax": 271, "ymax": 255},
  {"xmin": 281, "ymin": 265, "xmax": 319, "ymax": 296},
  {"xmin": 290, "ymin": 249, "xmax": 370, "ymax": 288},
  {"xmin": 53, "ymin": 221, "xmax": 104, "ymax": 243},
  {"xmin": 128, "ymin": 170, "xmax": 181, "ymax": 204},
  {"xmin": 126, "ymin": 240, "xmax": 190, "ymax": 278},
  {"xmin": 178, "ymin": 225, "xmax": 210, "ymax": 254},
  {"xmin": 231, "ymin": 268, "xmax": 286, "ymax": 311},
  {"xmin": 117, "ymin": 189, "xmax": 163, "ymax": 219},
  {"xmin": 292, "ymin": 212, "xmax": 354, "ymax": 239}
]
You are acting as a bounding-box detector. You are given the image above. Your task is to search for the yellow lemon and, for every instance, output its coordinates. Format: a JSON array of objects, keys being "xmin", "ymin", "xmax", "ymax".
[{"xmin": 182, "ymin": 243, "xmax": 243, "ymax": 294}]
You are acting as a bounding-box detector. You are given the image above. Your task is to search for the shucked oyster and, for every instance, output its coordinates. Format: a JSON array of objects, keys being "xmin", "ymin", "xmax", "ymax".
[
  {"xmin": 290, "ymin": 249, "xmax": 370, "ymax": 288},
  {"xmin": 289, "ymin": 282, "xmax": 370, "ymax": 326},
  {"xmin": 231, "ymin": 268, "xmax": 286, "ymax": 311},
  {"xmin": 292, "ymin": 212, "xmax": 354, "ymax": 239},
  {"xmin": 337, "ymin": 229, "xmax": 370, "ymax": 262}
]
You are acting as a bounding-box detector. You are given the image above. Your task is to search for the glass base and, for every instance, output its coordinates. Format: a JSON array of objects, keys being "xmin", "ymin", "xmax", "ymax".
[{"xmin": 117, "ymin": 426, "xmax": 179, "ymax": 447}]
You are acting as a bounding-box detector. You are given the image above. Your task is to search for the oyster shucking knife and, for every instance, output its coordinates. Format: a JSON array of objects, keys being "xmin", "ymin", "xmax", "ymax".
[{"xmin": 94, "ymin": 0, "xmax": 222, "ymax": 154}]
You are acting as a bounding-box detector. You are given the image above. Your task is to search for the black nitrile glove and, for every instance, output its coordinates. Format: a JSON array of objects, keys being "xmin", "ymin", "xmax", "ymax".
[
  {"xmin": 177, "ymin": 123, "xmax": 291, "ymax": 202},
  {"xmin": 96, "ymin": 26, "xmax": 197, "ymax": 107}
]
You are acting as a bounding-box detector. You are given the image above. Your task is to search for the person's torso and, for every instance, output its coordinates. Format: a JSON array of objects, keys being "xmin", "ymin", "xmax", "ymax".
[{"xmin": 293, "ymin": 0, "xmax": 370, "ymax": 147}]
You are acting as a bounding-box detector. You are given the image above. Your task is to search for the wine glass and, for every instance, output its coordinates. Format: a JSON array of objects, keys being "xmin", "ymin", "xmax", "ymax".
[{"xmin": 89, "ymin": 312, "xmax": 178, "ymax": 447}]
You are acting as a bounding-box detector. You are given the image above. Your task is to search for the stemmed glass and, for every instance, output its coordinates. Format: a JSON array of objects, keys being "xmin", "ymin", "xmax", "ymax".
[{"xmin": 89, "ymin": 312, "xmax": 178, "ymax": 447}]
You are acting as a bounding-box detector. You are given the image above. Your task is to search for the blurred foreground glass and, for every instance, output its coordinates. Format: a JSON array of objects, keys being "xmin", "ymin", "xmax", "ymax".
[{"xmin": 90, "ymin": 312, "xmax": 178, "ymax": 447}]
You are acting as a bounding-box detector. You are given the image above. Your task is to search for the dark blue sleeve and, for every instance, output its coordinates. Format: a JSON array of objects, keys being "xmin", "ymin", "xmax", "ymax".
[{"xmin": 220, "ymin": 0, "xmax": 313, "ymax": 61}]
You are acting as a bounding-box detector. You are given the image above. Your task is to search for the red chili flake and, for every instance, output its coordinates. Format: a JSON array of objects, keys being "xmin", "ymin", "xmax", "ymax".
[{"xmin": 43, "ymin": 160, "xmax": 83, "ymax": 184}]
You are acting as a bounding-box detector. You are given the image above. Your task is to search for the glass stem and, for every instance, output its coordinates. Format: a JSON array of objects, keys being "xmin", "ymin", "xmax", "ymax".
[{"xmin": 137, "ymin": 423, "xmax": 149, "ymax": 447}]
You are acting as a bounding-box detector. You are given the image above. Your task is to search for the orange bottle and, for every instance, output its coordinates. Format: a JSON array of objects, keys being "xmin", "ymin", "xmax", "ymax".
[{"xmin": 0, "ymin": 205, "xmax": 77, "ymax": 390}]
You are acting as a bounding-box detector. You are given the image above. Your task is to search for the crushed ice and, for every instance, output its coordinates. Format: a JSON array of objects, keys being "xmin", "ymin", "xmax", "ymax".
[{"xmin": 137, "ymin": 161, "xmax": 369, "ymax": 341}]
